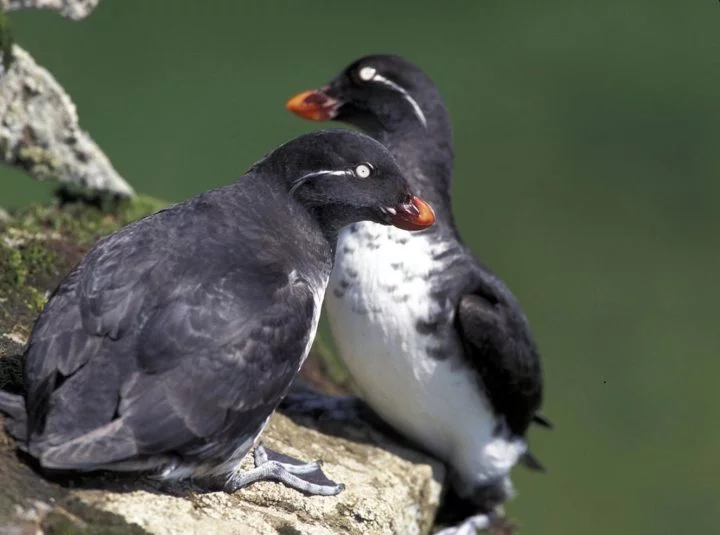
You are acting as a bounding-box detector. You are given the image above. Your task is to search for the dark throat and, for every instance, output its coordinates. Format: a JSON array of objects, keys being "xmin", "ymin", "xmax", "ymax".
[{"xmin": 381, "ymin": 128, "xmax": 455, "ymax": 228}]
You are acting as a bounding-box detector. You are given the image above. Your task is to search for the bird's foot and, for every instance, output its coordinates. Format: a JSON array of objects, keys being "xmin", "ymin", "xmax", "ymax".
[
  {"xmin": 224, "ymin": 442, "xmax": 344, "ymax": 496},
  {"xmin": 279, "ymin": 386, "xmax": 367, "ymax": 422},
  {"xmin": 434, "ymin": 514, "xmax": 492, "ymax": 535},
  {"xmin": 434, "ymin": 511, "xmax": 514, "ymax": 535}
]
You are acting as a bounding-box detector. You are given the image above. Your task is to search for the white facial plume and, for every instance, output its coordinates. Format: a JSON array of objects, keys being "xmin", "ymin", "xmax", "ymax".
[{"xmin": 358, "ymin": 66, "xmax": 428, "ymax": 128}]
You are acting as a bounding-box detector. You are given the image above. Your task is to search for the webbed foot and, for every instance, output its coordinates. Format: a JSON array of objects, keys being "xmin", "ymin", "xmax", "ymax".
[{"xmin": 224, "ymin": 442, "xmax": 344, "ymax": 497}]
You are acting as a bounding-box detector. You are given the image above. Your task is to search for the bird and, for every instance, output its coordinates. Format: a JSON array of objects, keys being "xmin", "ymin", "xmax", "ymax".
[
  {"xmin": 0, "ymin": 129, "xmax": 435, "ymax": 497},
  {"xmin": 285, "ymin": 55, "xmax": 549, "ymax": 530}
]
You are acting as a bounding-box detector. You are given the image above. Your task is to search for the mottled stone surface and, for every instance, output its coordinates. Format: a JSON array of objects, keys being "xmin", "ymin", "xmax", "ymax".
[
  {"xmin": 74, "ymin": 413, "xmax": 443, "ymax": 535},
  {"xmin": 2, "ymin": 0, "xmax": 101, "ymax": 21},
  {"xmin": 0, "ymin": 46, "xmax": 134, "ymax": 196}
]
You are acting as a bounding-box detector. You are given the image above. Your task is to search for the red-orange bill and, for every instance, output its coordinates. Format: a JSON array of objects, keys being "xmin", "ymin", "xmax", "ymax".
[
  {"xmin": 389, "ymin": 195, "xmax": 436, "ymax": 231},
  {"xmin": 286, "ymin": 89, "xmax": 340, "ymax": 121}
]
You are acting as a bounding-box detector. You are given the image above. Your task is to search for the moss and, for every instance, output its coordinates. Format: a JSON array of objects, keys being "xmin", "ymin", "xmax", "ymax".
[
  {"xmin": 1, "ymin": 194, "xmax": 167, "ymax": 246},
  {"xmin": 0, "ymin": 238, "xmax": 56, "ymax": 305},
  {"xmin": 118, "ymin": 195, "xmax": 169, "ymax": 223},
  {"xmin": 4, "ymin": 248, "xmax": 25, "ymax": 285},
  {"xmin": 0, "ymin": 194, "xmax": 167, "ymax": 359},
  {"xmin": 0, "ymin": 244, "xmax": 42, "ymax": 339},
  {"xmin": 27, "ymin": 286, "xmax": 48, "ymax": 311}
]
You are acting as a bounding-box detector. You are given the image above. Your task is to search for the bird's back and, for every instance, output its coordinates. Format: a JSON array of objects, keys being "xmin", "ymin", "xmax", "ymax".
[{"xmin": 23, "ymin": 176, "xmax": 332, "ymax": 461}]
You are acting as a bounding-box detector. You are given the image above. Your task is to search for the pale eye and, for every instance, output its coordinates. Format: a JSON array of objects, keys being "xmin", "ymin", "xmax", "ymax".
[
  {"xmin": 355, "ymin": 164, "xmax": 372, "ymax": 178},
  {"xmin": 359, "ymin": 66, "xmax": 377, "ymax": 81}
]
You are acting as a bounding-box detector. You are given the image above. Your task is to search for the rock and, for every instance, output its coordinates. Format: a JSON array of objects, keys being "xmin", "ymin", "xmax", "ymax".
[
  {"xmin": 0, "ymin": 199, "xmax": 445, "ymax": 535},
  {"xmin": 74, "ymin": 413, "xmax": 443, "ymax": 535},
  {"xmin": 2, "ymin": 0, "xmax": 101, "ymax": 21},
  {"xmin": 0, "ymin": 412, "xmax": 444, "ymax": 535},
  {"xmin": 0, "ymin": 45, "xmax": 134, "ymax": 197}
]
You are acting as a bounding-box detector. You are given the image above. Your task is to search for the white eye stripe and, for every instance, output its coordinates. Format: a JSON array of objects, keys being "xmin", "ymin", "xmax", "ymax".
[
  {"xmin": 355, "ymin": 164, "xmax": 372, "ymax": 178},
  {"xmin": 301, "ymin": 169, "xmax": 351, "ymax": 179},
  {"xmin": 373, "ymin": 74, "xmax": 428, "ymax": 129},
  {"xmin": 356, "ymin": 66, "xmax": 428, "ymax": 129},
  {"xmin": 289, "ymin": 169, "xmax": 352, "ymax": 196}
]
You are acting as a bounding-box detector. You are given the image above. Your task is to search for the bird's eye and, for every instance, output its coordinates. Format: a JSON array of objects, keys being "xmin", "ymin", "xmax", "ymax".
[
  {"xmin": 355, "ymin": 164, "xmax": 372, "ymax": 178},
  {"xmin": 358, "ymin": 66, "xmax": 377, "ymax": 82}
]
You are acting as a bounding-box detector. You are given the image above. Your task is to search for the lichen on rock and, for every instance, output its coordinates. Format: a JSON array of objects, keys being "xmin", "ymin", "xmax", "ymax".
[
  {"xmin": 1, "ymin": 0, "xmax": 101, "ymax": 21},
  {"xmin": 0, "ymin": 45, "xmax": 134, "ymax": 196},
  {"xmin": 0, "ymin": 195, "xmax": 165, "ymax": 350}
]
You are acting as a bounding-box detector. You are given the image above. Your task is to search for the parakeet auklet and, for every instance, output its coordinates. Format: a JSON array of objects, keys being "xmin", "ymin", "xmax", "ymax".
[
  {"xmin": 286, "ymin": 55, "xmax": 549, "ymax": 530},
  {"xmin": 0, "ymin": 129, "xmax": 435, "ymax": 497}
]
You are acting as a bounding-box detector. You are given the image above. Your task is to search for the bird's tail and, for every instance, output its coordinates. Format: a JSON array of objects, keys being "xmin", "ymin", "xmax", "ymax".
[
  {"xmin": 520, "ymin": 412, "xmax": 553, "ymax": 472},
  {"xmin": 520, "ymin": 451, "xmax": 546, "ymax": 472},
  {"xmin": 533, "ymin": 413, "xmax": 553, "ymax": 429},
  {"xmin": 0, "ymin": 390, "xmax": 28, "ymax": 442}
]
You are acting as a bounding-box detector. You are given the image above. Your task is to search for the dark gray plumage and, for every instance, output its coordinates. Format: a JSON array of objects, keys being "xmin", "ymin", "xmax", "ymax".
[{"xmin": 0, "ymin": 129, "xmax": 434, "ymax": 495}]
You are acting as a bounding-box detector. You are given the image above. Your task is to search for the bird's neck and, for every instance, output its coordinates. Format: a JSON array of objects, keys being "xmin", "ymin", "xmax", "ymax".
[
  {"xmin": 379, "ymin": 127, "xmax": 455, "ymax": 228},
  {"xmin": 308, "ymin": 206, "xmax": 358, "ymax": 255},
  {"xmin": 229, "ymin": 172, "xmax": 336, "ymax": 271}
]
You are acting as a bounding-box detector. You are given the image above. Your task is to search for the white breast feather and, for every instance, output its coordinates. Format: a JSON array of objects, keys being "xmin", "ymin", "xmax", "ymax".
[
  {"xmin": 298, "ymin": 270, "xmax": 327, "ymax": 371},
  {"xmin": 326, "ymin": 222, "xmax": 526, "ymax": 488}
]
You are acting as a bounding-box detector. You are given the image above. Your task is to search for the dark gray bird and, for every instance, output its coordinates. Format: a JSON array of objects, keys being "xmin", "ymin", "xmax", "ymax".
[
  {"xmin": 286, "ymin": 55, "xmax": 549, "ymax": 529},
  {"xmin": 0, "ymin": 129, "xmax": 435, "ymax": 496}
]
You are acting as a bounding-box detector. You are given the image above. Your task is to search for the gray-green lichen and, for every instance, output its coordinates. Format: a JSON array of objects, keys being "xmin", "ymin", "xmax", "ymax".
[
  {"xmin": 0, "ymin": 45, "xmax": 134, "ymax": 196},
  {"xmin": 0, "ymin": 195, "xmax": 166, "ymax": 350},
  {"xmin": 1, "ymin": 0, "xmax": 101, "ymax": 21}
]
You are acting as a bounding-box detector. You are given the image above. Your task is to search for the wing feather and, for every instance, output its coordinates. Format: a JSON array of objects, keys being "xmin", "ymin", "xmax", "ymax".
[{"xmin": 455, "ymin": 269, "xmax": 544, "ymax": 437}]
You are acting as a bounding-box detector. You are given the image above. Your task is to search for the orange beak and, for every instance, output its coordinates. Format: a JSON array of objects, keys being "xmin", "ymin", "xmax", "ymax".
[
  {"xmin": 388, "ymin": 195, "xmax": 436, "ymax": 231},
  {"xmin": 286, "ymin": 89, "xmax": 340, "ymax": 121}
]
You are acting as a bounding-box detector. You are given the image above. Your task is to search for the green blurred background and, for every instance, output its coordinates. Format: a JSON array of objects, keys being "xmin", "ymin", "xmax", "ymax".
[{"xmin": 2, "ymin": 1, "xmax": 719, "ymax": 533}]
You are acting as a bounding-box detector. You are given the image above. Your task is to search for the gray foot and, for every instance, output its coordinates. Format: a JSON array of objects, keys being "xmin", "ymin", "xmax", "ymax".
[
  {"xmin": 224, "ymin": 443, "xmax": 344, "ymax": 496},
  {"xmin": 434, "ymin": 512, "xmax": 514, "ymax": 535}
]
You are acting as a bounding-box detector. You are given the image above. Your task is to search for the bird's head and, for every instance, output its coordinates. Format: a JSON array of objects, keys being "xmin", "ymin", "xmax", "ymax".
[
  {"xmin": 286, "ymin": 54, "xmax": 446, "ymax": 137},
  {"xmin": 260, "ymin": 130, "xmax": 435, "ymax": 235}
]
